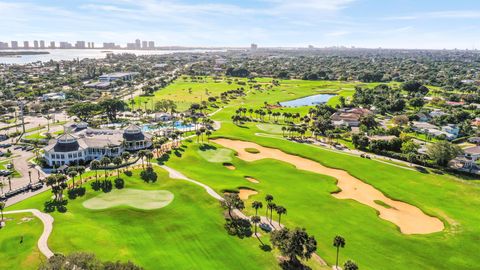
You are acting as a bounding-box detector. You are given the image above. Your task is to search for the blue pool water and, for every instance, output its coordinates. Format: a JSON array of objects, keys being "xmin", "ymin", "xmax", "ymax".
[
  {"xmin": 279, "ymin": 94, "xmax": 335, "ymax": 107},
  {"xmin": 141, "ymin": 122, "xmax": 194, "ymax": 132}
]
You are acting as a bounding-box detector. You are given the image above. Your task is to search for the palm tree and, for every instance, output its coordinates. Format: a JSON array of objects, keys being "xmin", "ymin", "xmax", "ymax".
[
  {"xmin": 112, "ymin": 156, "xmax": 122, "ymax": 179},
  {"xmin": 138, "ymin": 150, "xmax": 146, "ymax": 170},
  {"xmin": 205, "ymin": 130, "xmax": 212, "ymax": 142},
  {"xmin": 76, "ymin": 166, "xmax": 85, "ymax": 186},
  {"xmin": 145, "ymin": 150, "xmax": 154, "ymax": 167},
  {"xmin": 121, "ymin": 152, "xmax": 131, "ymax": 171},
  {"xmin": 251, "ymin": 215, "xmax": 261, "ymax": 237},
  {"xmin": 68, "ymin": 170, "xmax": 77, "ymax": 188},
  {"xmin": 268, "ymin": 202, "xmax": 276, "ymax": 223},
  {"xmin": 100, "ymin": 157, "xmax": 111, "ymax": 181},
  {"xmin": 90, "ymin": 160, "xmax": 101, "ymax": 183},
  {"xmin": 275, "ymin": 205, "xmax": 287, "ymax": 226},
  {"xmin": 0, "ymin": 201, "xmax": 5, "ymax": 221},
  {"xmin": 265, "ymin": 194, "xmax": 273, "ymax": 217},
  {"xmin": 333, "ymin": 235, "xmax": 346, "ymax": 269},
  {"xmin": 252, "ymin": 201, "xmax": 263, "ymax": 216}
]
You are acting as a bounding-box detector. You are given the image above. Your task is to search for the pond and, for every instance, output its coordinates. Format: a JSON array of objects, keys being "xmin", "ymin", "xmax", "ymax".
[{"xmin": 279, "ymin": 94, "xmax": 335, "ymax": 107}]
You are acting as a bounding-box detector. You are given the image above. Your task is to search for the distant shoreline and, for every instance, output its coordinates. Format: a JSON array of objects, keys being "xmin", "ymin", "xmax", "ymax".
[{"xmin": 0, "ymin": 51, "xmax": 50, "ymax": 56}]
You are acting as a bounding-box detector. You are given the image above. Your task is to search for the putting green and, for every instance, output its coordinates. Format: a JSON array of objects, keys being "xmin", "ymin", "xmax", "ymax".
[
  {"xmin": 83, "ymin": 189, "xmax": 174, "ymax": 210},
  {"xmin": 197, "ymin": 148, "xmax": 233, "ymax": 163}
]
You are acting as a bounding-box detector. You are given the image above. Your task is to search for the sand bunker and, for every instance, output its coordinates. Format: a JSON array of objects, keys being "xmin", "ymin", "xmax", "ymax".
[
  {"xmin": 83, "ymin": 189, "xmax": 174, "ymax": 210},
  {"xmin": 213, "ymin": 138, "xmax": 444, "ymax": 235},
  {"xmin": 238, "ymin": 189, "xmax": 258, "ymax": 200},
  {"xmin": 245, "ymin": 176, "xmax": 260, "ymax": 184},
  {"xmin": 223, "ymin": 163, "xmax": 236, "ymax": 170}
]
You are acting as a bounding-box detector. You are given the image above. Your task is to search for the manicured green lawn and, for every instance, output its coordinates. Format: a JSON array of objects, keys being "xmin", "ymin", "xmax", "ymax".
[
  {"xmin": 163, "ymin": 132, "xmax": 480, "ymax": 270},
  {"xmin": 6, "ymin": 167, "xmax": 280, "ymax": 270},
  {"xmin": 0, "ymin": 212, "xmax": 44, "ymax": 270}
]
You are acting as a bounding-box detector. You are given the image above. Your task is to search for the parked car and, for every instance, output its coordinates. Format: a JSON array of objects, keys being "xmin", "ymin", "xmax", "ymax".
[
  {"xmin": 6, "ymin": 163, "xmax": 13, "ymax": 169},
  {"xmin": 259, "ymin": 223, "xmax": 272, "ymax": 232}
]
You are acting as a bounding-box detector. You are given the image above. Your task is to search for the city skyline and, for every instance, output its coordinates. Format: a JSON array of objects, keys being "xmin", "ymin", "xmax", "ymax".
[{"xmin": 0, "ymin": 0, "xmax": 480, "ymax": 49}]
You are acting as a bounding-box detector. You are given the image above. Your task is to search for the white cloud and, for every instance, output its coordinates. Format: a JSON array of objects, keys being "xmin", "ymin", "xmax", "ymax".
[{"xmin": 384, "ymin": 10, "xmax": 480, "ymax": 21}]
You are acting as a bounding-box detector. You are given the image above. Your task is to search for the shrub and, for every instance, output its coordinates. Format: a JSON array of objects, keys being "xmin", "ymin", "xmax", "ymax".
[
  {"xmin": 101, "ymin": 180, "xmax": 113, "ymax": 193},
  {"xmin": 124, "ymin": 170, "xmax": 133, "ymax": 177},
  {"xmin": 140, "ymin": 167, "xmax": 158, "ymax": 183},
  {"xmin": 114, "ymin": 178, "xmax": 125, "ymax": 189}
]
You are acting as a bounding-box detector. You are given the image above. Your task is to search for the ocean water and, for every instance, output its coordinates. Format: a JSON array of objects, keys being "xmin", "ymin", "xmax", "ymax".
[{"xmin": 0, "ymin": 49, "xmax": 220, "ymax": 64}]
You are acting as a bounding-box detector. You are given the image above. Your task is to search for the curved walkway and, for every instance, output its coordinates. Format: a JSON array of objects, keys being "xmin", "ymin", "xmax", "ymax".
[
  {"xmin": 160, "ymin": 164, "xmax": 327, "ymax": 266},
  {"xmin": 3, "ymin": 209, "xmax": 54, "ymax": 258}
]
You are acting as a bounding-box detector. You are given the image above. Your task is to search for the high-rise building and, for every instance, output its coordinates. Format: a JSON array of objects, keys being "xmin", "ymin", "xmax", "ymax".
[
  {"xmin": 103, "ymin": 42, "xmax": 116, "ymax": 49},
  {"xmin": 75, "ymin": 41, "xmax": 86, "ymax": 49},
  {"xmin": 127, "ymin": 43, "xmax": 135, "ymax": 49},
  {"xmin": 24, "ymin": 41, "xmax": 29, "ymax": 48},
  {"xmin": 135, "ymin": 39, "xmax": 141, "ymax": 49},
  {"xmin": 0, "ymin": 42, "xmax": 8, "ymax": 49},
  {"xmin": 33, "ymin": 40, "xmax": 39, "ymax": 49},
  {"xmin": 40, "ymin": 40, "xmax": 45, "ymax": 49},
  {"xmin": 148, "ymin": 41, "xmax": 155, "ymax": 49},
  {"xmin": 59, "ymin": 42, "xmax": 72, "ymax": 49},
  {"xmin": 142, "ymin": 41, "xmax": 148, "ymax": 49},
  {"xmin": 50, "ymin": 41, "xmax": 55, "ymax": 48},
  {"xmin": 11, "ymin": 41, "xmax": 18, "ymax": 49},
  {"xmin": 250, "ymin": 43, "xmax": 258, "ymax": 50}
]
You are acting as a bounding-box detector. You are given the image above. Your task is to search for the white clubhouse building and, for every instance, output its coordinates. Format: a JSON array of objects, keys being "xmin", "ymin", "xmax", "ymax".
[{"xmin": 43, "ymin": 124, "xmax": 152, "ymax": 167}]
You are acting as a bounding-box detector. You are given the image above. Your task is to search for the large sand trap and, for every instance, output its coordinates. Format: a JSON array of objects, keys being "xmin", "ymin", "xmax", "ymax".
[
  {"xmin": 83, "ymin": 189, "xmax": 174, "ymax": 210},
  {"xmin": 238, "ymin": 189, "xmax": 258, "ymax": 200},
  {"xmin": 245, "ymin": 176, "xmax": 260, "ymax": 184},
  {"xmin": 213, "ymin": 139, "xmax": 444, "ymax": 234}
]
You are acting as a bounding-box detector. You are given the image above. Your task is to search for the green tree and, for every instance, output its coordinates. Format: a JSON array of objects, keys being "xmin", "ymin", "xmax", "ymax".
[
  {"xmin": 270, "ymin": 227, "xmax": 317, "ymax": 266},
  {"xmin": 112, "ymin": 156, "xmax": 123, "ymax": 179},
  {"xmin": 0, "ymin": 201, "xmax": 5, "ymax": 221},
  {"xmin": 100, "ymin": 157, "xmax": 111, "ymax": 180},
  {"xmin": 333, "ymin": 235, "xmax": 346, "ymax": 269},
  {"xmin": 265, "ymin": 194, "xmax": 273, "ymax": 217},
  {"xmin": 99, "ymin": 99, "xmax": 127, "ymax": 122},
  {"xmin": 90, "ymin": 160, "xmax": 101, "ymax": 183},
  {"xmin": 426, "ymin": 141, "xmax": 462, "ymax": 166},
  {"xmin": 252, "ymin": 201, "xmax": 263, "ymax": 216},
  {"xmin": 251, "ymin": 215, "xmax": 261, "ymax": 237},
  {"xmin": 344, "ymin": 260, "xmax": 359, "ymax": 270},
  {"xmin": 221, "ymin": 193, "xmax": 244, "ymax": 219},
  {"xmin": 66, "ymin": 103, "xmax": 101, "ymax": 122},
  {"xmin": 275, "ymin": 205, "xmax": 287, "ymax": 225}
]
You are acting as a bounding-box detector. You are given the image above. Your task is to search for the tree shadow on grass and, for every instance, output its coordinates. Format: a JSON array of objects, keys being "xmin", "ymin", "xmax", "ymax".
[
  {"xmin": 156, "ymin": 153, "xmax": 171, "ymax": 165},
  {"xmin": 174, "ymin": 150, "xmax": 182, "ymax": 157},
  {"xmin": 199, "ymin": 144, "xmax": 217, "ymax": 151},
  {"xmin": 414, "ymin": 166, "xmax": 429, "ymax": 174},
  {"xmin": 260, "ymin": 243, "xmax": 272, "ymax": 252}
]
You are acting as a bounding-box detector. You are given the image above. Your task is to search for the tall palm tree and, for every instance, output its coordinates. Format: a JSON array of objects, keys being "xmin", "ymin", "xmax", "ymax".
[
  {"xmin": 251, "ymin": 215, "xmax": 261, "ymax": 237},
  {"xmin": 252, "ymin": 201, "xmax": 263, "ymax": 216},
  {"xmin": 76, "ymin": 166, "xmax": 85, "ymax": 186},
  {"xmin": 100, "ymin": 157, "xmax": 111, "ymax": 181},
  {"xmin": 265, "ymin": 194, "xmax": 273, "ymax": 217},
  {"xmin": 68, "ymin": 170, "xmax": 77, "ymax": 188},
  {"xmin": 138, "ymin": 150, "xmax": 146, "ymax": 170},
  {"xmin": 0, "ymin": 201, "xmax": 5, "ymax": 221},
  {"xmin": 268, "ymin": 202, "xmax": 276, "ymax": 223},
  {"xmin": 112, "ymin": 157, "xmax": 122, "ymax": 179},
  {"xmin": 275, "ymin": 205, "xmax": 287, "ymax": 226},
  {"xmin": 333, "ymin": 235, "xmax": 346, "ymax": 269},
  {"xmin": 145, "ymin": 151, "xmax": 154, "ymax": 167},
  {"xmin": 90, "ymin": 160, "xmax": 101, "ymax": 183},
  {"xmin": 121, "ymin": 152, "xmax": 131, "ymax": 172}
]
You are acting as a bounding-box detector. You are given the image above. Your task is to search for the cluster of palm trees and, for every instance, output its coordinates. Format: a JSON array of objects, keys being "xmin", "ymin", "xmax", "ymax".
[
  {"xmin": 90, "ymin": 151, "xmax": 133, "ymax": 183},
  {"xmin": 250, "ymin": 194, "xmax": 287, "ymax": 237}
]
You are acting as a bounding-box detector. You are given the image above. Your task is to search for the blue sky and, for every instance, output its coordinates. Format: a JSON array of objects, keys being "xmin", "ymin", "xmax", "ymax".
[{"xmin": 1, "ymin": 0, "xmax": 480, "ymax": 49}]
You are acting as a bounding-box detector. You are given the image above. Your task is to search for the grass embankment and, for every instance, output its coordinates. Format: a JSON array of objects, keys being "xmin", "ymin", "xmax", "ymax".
[{"xmin": 5, "ymin": 167, "xmax": 279, "ymax": 270}]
